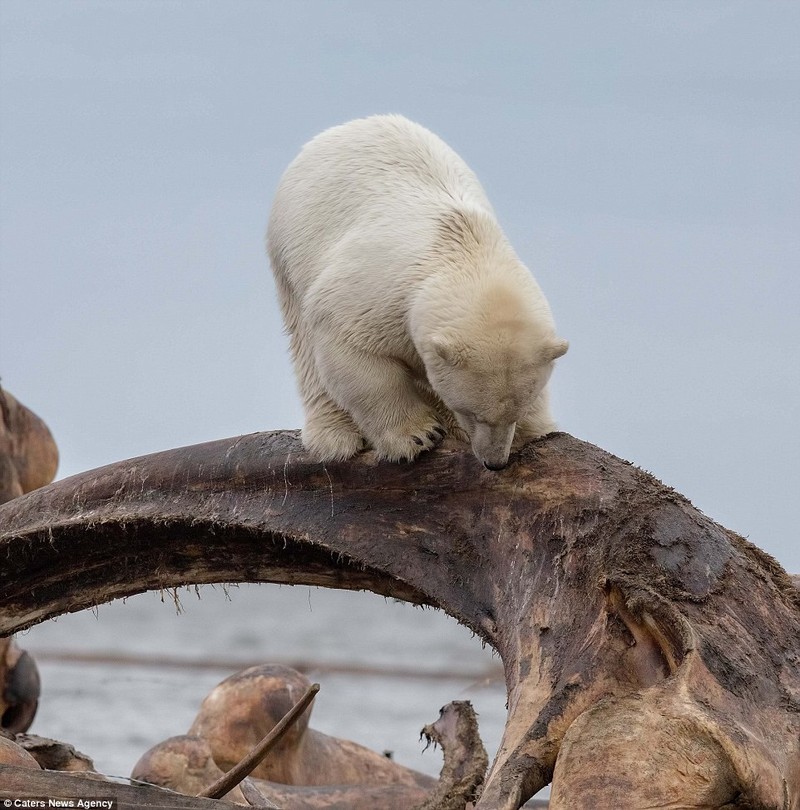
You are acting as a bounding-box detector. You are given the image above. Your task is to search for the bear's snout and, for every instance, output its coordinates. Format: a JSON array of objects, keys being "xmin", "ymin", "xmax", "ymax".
[{"xmin": 471, "ymin": 422, "xmax": 515, "ymax": 472}]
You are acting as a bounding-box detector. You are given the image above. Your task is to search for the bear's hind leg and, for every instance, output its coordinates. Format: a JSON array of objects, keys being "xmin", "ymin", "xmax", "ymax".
[
  {"xmin": 287, "ymin": 321, "xmax": 367, "ymax": 462},
  {"xmin": 316, "ymin": 344, "xmax": 445, "ymax": 463},
  {"xmin": 302, "ymin": 391, "xmax": 367, "ymax": 462}
]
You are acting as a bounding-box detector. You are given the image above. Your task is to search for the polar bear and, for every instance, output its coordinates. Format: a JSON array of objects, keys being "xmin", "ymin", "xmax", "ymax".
[{"xmin": 267, "ymin": 115, "xmax": 567, "ymax": 470}]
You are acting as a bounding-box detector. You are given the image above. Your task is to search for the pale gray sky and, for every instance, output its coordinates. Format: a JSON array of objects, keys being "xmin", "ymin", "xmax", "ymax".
[{"xmin": 1, "ymin": 1, "xmax": 798, "ymax": 570}]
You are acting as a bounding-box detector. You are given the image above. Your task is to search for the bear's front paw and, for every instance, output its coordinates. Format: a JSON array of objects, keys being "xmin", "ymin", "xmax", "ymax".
[{"xmin": 372, "ymin": 419, "xmax": 446, "ymax": 463}]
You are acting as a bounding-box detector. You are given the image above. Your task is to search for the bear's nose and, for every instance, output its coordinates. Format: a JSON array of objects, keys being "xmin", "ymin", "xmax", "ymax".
[{"xmin": 483, "ymin": 460, "xmax": 507, "ymax": 471}]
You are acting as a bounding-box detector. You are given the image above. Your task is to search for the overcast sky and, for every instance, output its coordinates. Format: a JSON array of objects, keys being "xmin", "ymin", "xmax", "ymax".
[{"xmin": 1, "ymin": 1, "xmax": 798, "ymax": 571}]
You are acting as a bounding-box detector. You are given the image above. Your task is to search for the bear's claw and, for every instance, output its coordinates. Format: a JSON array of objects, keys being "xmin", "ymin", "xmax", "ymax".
[{"xmin": 371, "ymin": 417, "xmax": 446, "ymax": 463}]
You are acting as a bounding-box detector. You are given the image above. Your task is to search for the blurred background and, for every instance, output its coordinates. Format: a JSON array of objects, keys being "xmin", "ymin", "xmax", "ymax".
[{"xmin": 1, "ymin": 0, "xmax": 798, "ymax": 800}]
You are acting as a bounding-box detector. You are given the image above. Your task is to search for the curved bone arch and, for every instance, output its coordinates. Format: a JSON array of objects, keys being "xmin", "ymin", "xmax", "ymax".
[{"xmin": 0, "ymin": 431, "xmax": 798, "ymax": 809}]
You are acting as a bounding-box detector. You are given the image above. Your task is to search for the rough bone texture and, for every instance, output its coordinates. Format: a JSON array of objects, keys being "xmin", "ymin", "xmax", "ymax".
[
  {"xmin": 0, "ymin": 430, "xmax": 798, "ymax": 809},
  {"xmin": 415, "ymin": 700, "xmax": 488, "ymax": 810}
]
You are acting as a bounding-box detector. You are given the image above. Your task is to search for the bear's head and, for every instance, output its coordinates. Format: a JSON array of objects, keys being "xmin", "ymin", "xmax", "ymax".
[{"xmin": 420, "ymin": 323, "xmax": 568, "ymax": 470}]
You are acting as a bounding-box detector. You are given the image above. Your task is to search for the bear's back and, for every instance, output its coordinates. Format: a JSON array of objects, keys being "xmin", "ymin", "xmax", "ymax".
[
  {"xmin": 285, "ymin": 114, "xmax": 490, "ymax": 213},
  {"xmin": 268, "ymin": 115, "xmax": 494, "ymax": 297}
]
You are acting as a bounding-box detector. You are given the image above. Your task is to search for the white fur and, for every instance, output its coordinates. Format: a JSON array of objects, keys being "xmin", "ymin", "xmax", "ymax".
[{"xmin": 268, "ymin": 114, "xmax": 567, "ymax": 468}]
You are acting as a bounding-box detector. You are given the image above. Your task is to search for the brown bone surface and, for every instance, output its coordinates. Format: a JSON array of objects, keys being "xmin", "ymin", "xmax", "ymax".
[
  {"xmin": 0, "ymin": 387, "xmax": 58, "ymax": 505},
  {"xmin": 0, "ymin": 431, "xmax": 798, "ymax": 808},
  {"xmin": 0, "ymin": 388, "xmax": 55, "ymax": 734},
  {"xmin": 132, "ymin": 663, "xmax": 437, "ymax": 806},
  {"xmin": 131, "ymin": 682, "xmax": 484, "ymax": 809}
]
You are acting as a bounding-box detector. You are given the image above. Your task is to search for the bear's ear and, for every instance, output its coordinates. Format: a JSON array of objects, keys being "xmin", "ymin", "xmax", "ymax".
[
  {"xmin": 430, "ymin": 333, "xmax": 466, "ymax": 366},
  {"xmin": 542, "ymin": 338, "xmax": 569, "ymax": 363}
]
